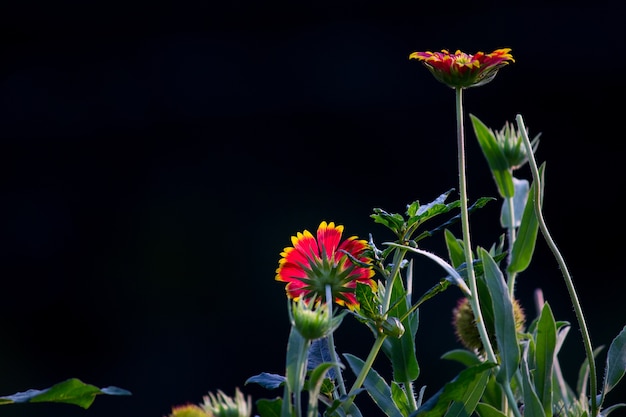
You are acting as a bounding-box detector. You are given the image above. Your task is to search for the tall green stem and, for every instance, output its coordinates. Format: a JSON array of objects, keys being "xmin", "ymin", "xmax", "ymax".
[
  {"xmin": 325, "ymin": 285, "xmax": 347, "ymax": 397},
  {"xmin": 515, "ymin": 114, "xmax": 597, "ymax": 417},
  {"xmin": 455, "ymin": 87, "xmax": 497, "ymax": 365},
  {"xmin": 505, "ymin": 195, "xmax": 518, "ymax": 297}
]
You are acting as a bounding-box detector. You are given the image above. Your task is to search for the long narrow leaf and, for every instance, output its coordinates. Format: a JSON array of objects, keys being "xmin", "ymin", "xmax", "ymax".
[
  {"xmin": 344, "ymin": 353, "xmax": 404, "ymax": 417},
  {"xmin": 479, "ymin": 248, "xmax": 520, "ymax": 383},
  {"xmin": 535, "ymin": 302, "xmax": 556, "ymax": 417},
  {"xmin": 507, "ymin": 163, "xmax": 545, "ymax": 273}
]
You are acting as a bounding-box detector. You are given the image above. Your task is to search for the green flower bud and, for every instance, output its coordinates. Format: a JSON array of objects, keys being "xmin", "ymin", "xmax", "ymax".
[
  {"xmin": 381, "ymin": 316, "xmax": 405, "ymax": 338},
  {"xmin": 289, "ymin": 300, "xmax": 345, "ymax": 341}
]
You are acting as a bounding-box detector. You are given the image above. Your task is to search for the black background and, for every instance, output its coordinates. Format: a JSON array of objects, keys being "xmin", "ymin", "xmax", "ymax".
[{"xmin": 1, "ymin": 1, "xmax": 625, "ymax": 416}]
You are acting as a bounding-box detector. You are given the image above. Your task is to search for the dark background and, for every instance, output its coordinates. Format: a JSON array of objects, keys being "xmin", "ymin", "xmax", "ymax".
[{"xmin": 1, "ymin": 1, "xmax": 625, "ymax": 416}]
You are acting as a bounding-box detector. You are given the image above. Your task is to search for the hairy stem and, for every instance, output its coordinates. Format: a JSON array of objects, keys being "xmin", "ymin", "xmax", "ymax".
[
  {"xmin": 456, "ymin": 87, "xmax": 498, "ymax": 365},
  {"xmin": 516, "ymin": 114, "xmax": 597, "ymax": 417}
]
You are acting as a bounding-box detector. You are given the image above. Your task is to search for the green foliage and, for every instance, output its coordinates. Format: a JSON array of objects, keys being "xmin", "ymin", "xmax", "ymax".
[{"xmin": 0, "ymin": 378, "xmax": 130, "ymax": 408}]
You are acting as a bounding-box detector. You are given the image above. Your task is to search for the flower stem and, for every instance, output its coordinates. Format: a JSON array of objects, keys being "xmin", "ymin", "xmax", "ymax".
[
  {"xmin": 343, "ymin": 334, "xmax": 387, "ymax": 411},
  {"xmin": 325, "ymin": 285, "xmax": 347, "ymax": 397},
  {"xmin": 455, "ymin": 87, "xmax": 498, "ymax": 365},
  {"xmin": 505, "ymin": 195, "xmax": 518, "ymax": 297},
  {"xmin": 515, "ymin": 114, "xmax": 597, "ymax": 417}
]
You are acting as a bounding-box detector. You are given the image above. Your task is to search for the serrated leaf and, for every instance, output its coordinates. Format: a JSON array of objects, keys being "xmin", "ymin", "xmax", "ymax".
[
  {"xmin": 356, "ymin": 282, "xmax": 381, "ymax": 321},
  {"xmin": 0, "ymin": 378, "xmax": 131, "ymax": 409},
  {"xmin": 344, "ymin": 353, "xmax": 404, "ymax": 417}
]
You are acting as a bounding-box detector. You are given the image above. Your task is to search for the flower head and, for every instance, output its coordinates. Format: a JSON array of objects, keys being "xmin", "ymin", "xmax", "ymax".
[
  {"xmin": 201, "ymin": 388, "xmax": 252, "ymax": 417},
  {"xmin": 276, "ymin": 221, "xmax": 375, "ymax": 309},
  {"xmin": 409, "ymin": 48, "xmax": 514, "ymax": 89}
]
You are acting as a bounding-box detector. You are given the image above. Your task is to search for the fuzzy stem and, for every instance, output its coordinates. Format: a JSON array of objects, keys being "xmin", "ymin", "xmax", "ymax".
[
  {"xmin": 515, "ymin": 114, "xmax": 597, "ymax": 417},
  {"xmin": 342, "ymin": 334, "xmax": 387, "ymax": 411},
  {"xmin": 325, "ymin": 285, "xmax": 347, "ymax": 397},
  {"xmin": 455, "ymin": 87, "xmax": 498, "ymax": 365}
]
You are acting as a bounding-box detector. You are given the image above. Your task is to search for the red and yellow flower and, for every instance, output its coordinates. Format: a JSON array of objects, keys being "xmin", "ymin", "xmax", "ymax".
[
  {"xmin": 409, "ymin": 48, "xmax": 514, "ymax": 88},
  {"xmin": 276, "ymin": 221, "xmax": 375, "ymax": 309}
]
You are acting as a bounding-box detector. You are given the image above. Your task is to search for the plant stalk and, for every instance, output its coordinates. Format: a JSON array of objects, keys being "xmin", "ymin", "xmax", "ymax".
[
  {"xmin": 515, "ymin": 114, "xmax": 597, "ymax": 417},
  {"xmin": 455, "ymin": 87, "xmax": 498, "ymax": 365}
]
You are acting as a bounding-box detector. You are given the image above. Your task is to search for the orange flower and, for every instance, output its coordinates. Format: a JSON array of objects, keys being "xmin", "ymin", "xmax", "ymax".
[
  {"xmin": 409, "ymin": 48, "xmax": 514, "ymax": 88},
  {"xmin": 276, "ymin": 221, "xmax": 375, "ymax": 309}
]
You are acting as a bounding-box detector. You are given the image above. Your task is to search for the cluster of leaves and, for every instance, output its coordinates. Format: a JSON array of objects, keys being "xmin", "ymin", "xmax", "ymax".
[{"xmin": 242, "ymin": 115, "xmax": 626, "ymax": 417}]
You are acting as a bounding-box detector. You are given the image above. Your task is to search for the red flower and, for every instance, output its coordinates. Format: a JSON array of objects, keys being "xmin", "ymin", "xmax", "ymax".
[
  {"xmin": 409, "ymin": 48, "xmax": 514, "ymax": 88},
  {"xmin": 275, "ymin": 221, "xmax": 375, "ymax": 309}
]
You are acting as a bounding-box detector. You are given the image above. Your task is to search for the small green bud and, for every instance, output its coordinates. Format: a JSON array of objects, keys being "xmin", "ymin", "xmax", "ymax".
[
  {"xmin": 381, "ymin": 316, "xmax": 405, "ymax": 338},
  {"xmin": 289, "ymin": 300, "xmax": 345, "ymax": 341}
]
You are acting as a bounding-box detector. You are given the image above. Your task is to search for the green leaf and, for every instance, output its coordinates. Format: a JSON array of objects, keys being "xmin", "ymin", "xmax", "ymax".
[
  {"xmin": 601, "ymin": 403, "xmax": 626, "ymax": 417},
  {"xmin": 500, "ymin": 177, "xmax": 529, "ymax": 228},
  {"xmin": 475, "ymin": 402, "xmax": 508, "ymax": 417},
  {"xmin": 356, "ymin": 282, "xmax": 381, "ymax": 321},
  {"xmin": 284, "ymin": 326, "xmax": 309, "ymax": 411},
  {"xmin": 391, "ymin": 381, "xmax": 413, "ymax": 417},
  {"xmin": 444, "ymin": 229, "xmax": 465, "ymax": 268},
  {"xmin": 470, "ymin": 113, "xmax": 514, "ymax": 198},
  {"xmin": 383, "ymin": 266, "xmax": 420, "ymax": 382},
  {"xmin": 344, "ymin": 353, "xmax": 404, "ymax": 417},
  {"xmin": 603, "ymin": 325, "xmax": 626, "ymax": 395},
  {"xmin": 0, "ymin": 378, "xmax": 131, "ymax": 409},
  {"xmin": 245, "ymin": 372, "xmax": 286, "ymax": 390},
  {"xmin": 307, "ymin": 362, "xmax": 337, "ymax": 417},
  {"xmin": 412, "ymin": 362, "xmax": 496, "ymax": 417},
  {"xmin": 256, "ymin": 398, "xmax": 282, "ymax": 417},
  {"xmin": 534, "ymin": 302, "xmax": 556, "ymax": 417},
  {"xmin": 479, "ymin": 248, "xmax": 520, "ymax": 383},
  {"xmin": 507, "ymin": 162, "xmax": 545, "ymax": 274},
  {"xmin": 521, "ymin": 348, "xmax": 547, "ymax": 417},
  {"xmin": 440, "ymin": 349, "xmax": 481, "ymax": 368}
]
